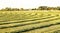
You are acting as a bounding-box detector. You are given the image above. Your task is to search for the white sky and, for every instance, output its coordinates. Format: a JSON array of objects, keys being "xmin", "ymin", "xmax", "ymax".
[{"xmin": 0, "ymin": 0, "xmax": 60, "ymax": 9}]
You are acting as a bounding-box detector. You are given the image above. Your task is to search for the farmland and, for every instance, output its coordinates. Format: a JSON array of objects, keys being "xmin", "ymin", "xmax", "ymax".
[{"xmin": 0, "ymin": 10, "xmax": 60, "ymax": 33}]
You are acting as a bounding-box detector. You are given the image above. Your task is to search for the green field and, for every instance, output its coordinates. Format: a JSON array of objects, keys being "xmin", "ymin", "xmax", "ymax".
[{"xmin": 0, "ymin": 10, "xmax": 60, "ymax": 33}]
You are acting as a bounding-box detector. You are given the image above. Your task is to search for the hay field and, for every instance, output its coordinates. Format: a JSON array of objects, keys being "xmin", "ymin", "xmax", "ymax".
[{"xmin": 0, "ymin": 10, "xmax": 60, "ymax": 33}]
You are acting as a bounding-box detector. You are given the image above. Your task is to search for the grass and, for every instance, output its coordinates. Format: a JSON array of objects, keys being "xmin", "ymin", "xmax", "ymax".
[{"xmin": 0, "ymin": 10, "xmax": 60, "ymax": 33}]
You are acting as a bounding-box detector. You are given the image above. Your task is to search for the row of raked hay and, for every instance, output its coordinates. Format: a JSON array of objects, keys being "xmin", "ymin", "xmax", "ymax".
[{"xmin": 0, "ymin": 14, "xmax": 60, "ymax": 33}]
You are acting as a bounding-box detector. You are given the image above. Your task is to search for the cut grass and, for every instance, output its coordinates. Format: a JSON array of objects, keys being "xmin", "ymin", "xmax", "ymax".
[{"xmin": 0, "ymin": 11, "xmax": 60, "ymax": 33}]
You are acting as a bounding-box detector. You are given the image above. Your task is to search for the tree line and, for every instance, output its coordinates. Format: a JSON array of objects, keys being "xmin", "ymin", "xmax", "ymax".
[{"xmin": 0, "ymin": 6, "xmax": 60, "ymax": 11}]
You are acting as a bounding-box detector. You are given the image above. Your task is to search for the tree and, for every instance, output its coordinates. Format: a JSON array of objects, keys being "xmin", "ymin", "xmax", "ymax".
[
  {"xmin": 11, "ymin": 8, "xmax": 19, "ymax": 11},
  {"xmin": 4, "ymin": 7, "xmax": 12, "ymax": 11},
  {"xmin": 32, "ymin": 8, "xmax": 37, "ymax": 10},
  {"xmin": 20, "ymin": 8, "xmax": 24, "ymax": 10},
  {"xmin": 56, "ymin": 6, "xmax": 60, "ymax": 10},
  {"xmin": 38, "ymin": 6, "xmax": 48, "ymax": 10}
]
